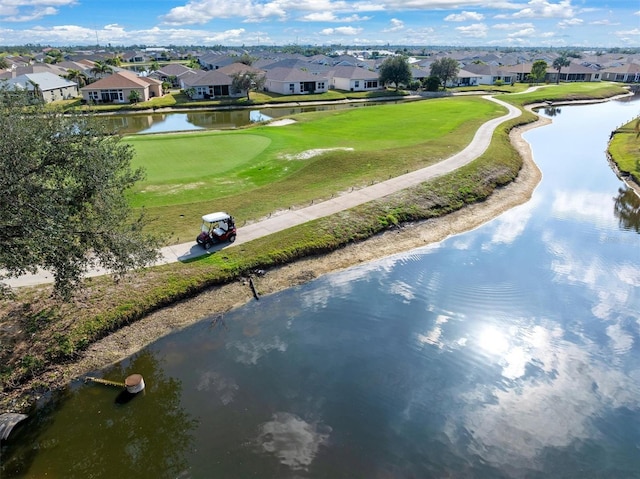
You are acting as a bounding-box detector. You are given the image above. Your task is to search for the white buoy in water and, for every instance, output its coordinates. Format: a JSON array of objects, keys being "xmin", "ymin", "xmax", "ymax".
[{"xmin": 125, "ymin": 374, "xmax": 145, "ymax": 394}]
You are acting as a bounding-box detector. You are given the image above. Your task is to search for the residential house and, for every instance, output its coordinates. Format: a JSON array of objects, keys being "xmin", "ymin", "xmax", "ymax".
[
  {"xmin": 448, "ymin": 69, "xmax": 483, "ymax": 87},
  {"xmin": 3, "ymin": 72, "xmax": 78, "ymax": 102},
  {"xmin": 80, "ymin": 70, "xmax": 163, "ymax": 103},
  {"xmin": 121, "ymin": 51, "xmax": 149, "ymax": 63},
  {"xmin": 217, "ymin": 62, "xmax": 265, "ymax": 77},
  {"xmin": 151, "ymin": 63, "xmax": 197, "ymax": 87},
  {"xmin": 507, "ymin": 62, "xmax": 533, "ymax": 83},
  {"xmin": 180, "ymin": 70, "xmax": 243, "ymax": 99},
  {"xmin": 0, "ymin": 63, "xmax": 68, "ymax": 80},
  {"xmin": 601, "ymin": 63, "xmax": 640, "ymax": 83},
  {"xmin": 548, "ymin": 62, "xmax": 601, "ymax": 82},
  {"xmin": 263, "ymin": 67, "xmax": 328, "ymax": 95},
  {"xmin": 409, "ymin": 66, "xmax": 431, "ymax": 84},
  {"xmin": 459, "ymin": 63, "xmax": 514, "ymax": 85},
  {"xmin": 197, "ymin": 54, "xmax": 237, "ymax": 71},
  {"xmin": 329, "ymin": 65, "xmax": 380, "ymax": 91}
]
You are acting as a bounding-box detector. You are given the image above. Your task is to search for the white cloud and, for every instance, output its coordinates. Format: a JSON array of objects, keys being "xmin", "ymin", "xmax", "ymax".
[
  {"xmin": 455, "ymin": 23, "xmax": 488, "ymax": 37},
  {"xmin": 558, "ymin": 17, "xmax": 583, "ymax": 28},
  {"xmin": 320, "ymin": 25, "xmax": 362, "ymax": 35},
  {"xmin": 616, "ymin": 28, "xmax": 640, "ymax": 36},
  {"xmin": 508, "ymin": 27, "xmax": 536, "ymax": 38},
  {"xmin": 493, "ymin": 22, "xmax": 535, "ymax": 30},
  {"xmin": 589, "ymin": 19, "xmax": 620, "ymax": 26},
  {"xmin": 161, "ymin": 0, "xmax": 383, "ymax": 25},
  {"xmin": 1, "ymin": 6, "xmax": 58, "ymax": 22},
  {"xmin": 444, "ymin": 11, "xmax": 484, "ymax": 22},
  {"xmin": 162, "ymin": 0, "xmax": 279, "ymax": 25},
  {"xmin": 383, "ymin": 17, "xmax": 405, "ymax": 32},
  {"xmin": 301, "ymin": 12, "xmax": 370, "ymax": 22},
  {"xmin": 512, "ymin": 0, "xmax": 575, "ymax": 19}
]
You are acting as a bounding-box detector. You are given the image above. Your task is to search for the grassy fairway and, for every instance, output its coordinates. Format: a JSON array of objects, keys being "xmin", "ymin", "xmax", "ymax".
[
  {"xmin": 126, "ymin": 96, "xmax": 504, "ymax": 243},
  {"xmin": 496, "ymin": 81, "xmax": 626, "ymax": 107}
]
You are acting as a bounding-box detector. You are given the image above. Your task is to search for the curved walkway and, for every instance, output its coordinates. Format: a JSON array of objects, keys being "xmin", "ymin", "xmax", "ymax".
[{"xmin": 6, "ymin": 95, "xmax": 521, "ymax": 288}]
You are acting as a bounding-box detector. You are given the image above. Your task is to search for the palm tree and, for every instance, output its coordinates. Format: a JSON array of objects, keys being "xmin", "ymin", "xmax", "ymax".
[
  {"xmin": 64, "ymin": 69, "xmax": 88, "ymax": 87},
  {"xmin": 27, "ymin": 79, "xmax": 43, "ymax": 103},
  {"xmin": 90, "ymin": 60, "xmax": 113, "ymax": 79},
  {"xmin": 552, "ymin": 55, "xmax": 570, "ymax": 84},
  {"xmin": 105, "ymin": 55, "xmax": 122, "ymax": 67}
]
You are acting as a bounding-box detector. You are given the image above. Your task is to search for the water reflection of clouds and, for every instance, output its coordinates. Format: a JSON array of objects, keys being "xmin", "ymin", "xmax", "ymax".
[
  {"xmin": 257, "ymin": 412, "xmax": 331, "ymax": 470},
  {"xmin": 483, "ymin": 195, "xmax": 540, "ymax": 249},
  {"xmin": 195, "ymin": 370, "xmax": 239, "ymax": 405},
  {"xmin": 227, "ymin": 336, "xmax": 287, "ymax": 365},
  {"xmin": 551, "ymin": 190, "xmax": 618, "ymax": 229},
  {"xmin": 449, "ymin": 324, "xmax": 640, "ymax": 470},
  {"xmin": 300, "ymin": 253, "xmax": 426, "ymax": 311}
]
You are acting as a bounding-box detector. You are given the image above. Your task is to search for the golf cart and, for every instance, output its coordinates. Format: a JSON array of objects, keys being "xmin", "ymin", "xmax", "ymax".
[{"xmin": 196, "ymin": 212, "xmax": 237, "ymax": 249}]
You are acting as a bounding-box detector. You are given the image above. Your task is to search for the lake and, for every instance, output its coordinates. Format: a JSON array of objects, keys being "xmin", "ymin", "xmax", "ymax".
[
  {"xmin": 2, "ymin": 96, "xmax": 639, "ymax": 478},
  {"xmin": 103, "ymin": 100, "xmax": 404, "ymax": 134}
]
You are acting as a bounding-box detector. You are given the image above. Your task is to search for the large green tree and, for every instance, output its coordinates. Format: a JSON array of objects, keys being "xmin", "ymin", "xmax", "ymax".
[
  {"xmin": 529, "ymin": 60, "xmax": 548, "ymax": 84},
  {"xmin": 552, "ymin": 54, "xmax": 570, "ymax": 84},
  {"xmin": 0, "ymin": 86, "xmax": 158, "ymax": 298},
  {"xmin": 378, "ymin": 55, "xmax": 412, "ymax": 91},
  {"xmin": 231, "ymin": 71, "xmax": 265, "ymax": 100},
  {"xmin": 429, "ymin": 57, "xmax": 460, "ymax": 90}
]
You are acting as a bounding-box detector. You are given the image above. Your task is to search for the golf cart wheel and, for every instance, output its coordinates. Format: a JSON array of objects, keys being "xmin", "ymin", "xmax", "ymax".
[
  {"xmin": 204, "ymin": 240, "xmax": 213, "ymax": 249},
  {"xmin": 228, "ymin": 233, "xmax": 237, "ymax": 243}
]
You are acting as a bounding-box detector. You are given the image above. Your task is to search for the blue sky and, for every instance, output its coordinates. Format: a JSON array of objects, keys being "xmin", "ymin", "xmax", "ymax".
[{"xmin": 1, "ymin": 0, "xmax": 639, "ymax": 48}]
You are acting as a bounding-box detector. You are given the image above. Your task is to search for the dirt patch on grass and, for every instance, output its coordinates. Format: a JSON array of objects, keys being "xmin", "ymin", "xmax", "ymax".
[
  {"xmin": 282, "ymin": 148, "xmax": 355, "ymax": 160},
  {"xmin": 0, "ymin": 118, "xmax": 546, "ymax": 412}
]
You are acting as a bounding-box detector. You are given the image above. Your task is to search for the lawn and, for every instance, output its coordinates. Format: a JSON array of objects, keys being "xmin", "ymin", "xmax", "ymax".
[
  {"xmin": 496, "ymin": 81, "xmax": 625, "ymax": 107},
  {"xmin": 609, "ymin": 118, "xmax": 640, "ymax": 181},
  {"xmin": 125, "ymin": 96, "xmax": 505, "ymax": 243}
]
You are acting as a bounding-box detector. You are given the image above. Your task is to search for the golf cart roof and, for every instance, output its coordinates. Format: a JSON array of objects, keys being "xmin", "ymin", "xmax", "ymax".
[{"xmin": 202, "ymin": 212, "xmax": 231, "ymax": 223}]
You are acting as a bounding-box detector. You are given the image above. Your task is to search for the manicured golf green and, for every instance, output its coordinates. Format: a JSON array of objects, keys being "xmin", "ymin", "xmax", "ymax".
[{"xmin": 126, "ymin": 96, "xmax": 502, "ymax": 213}]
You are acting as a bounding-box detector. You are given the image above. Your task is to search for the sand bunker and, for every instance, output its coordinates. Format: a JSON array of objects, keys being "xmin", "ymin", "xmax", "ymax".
[
  {"xmin": 283, "ymin": 148, "xmax": 354, "ymax": 160},
  {"xmin": 268, "ymin": 119, "xmax": 297, "ymax": 126}
]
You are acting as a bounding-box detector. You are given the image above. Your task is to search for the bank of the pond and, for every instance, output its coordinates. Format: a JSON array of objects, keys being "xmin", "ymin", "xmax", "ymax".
[{"xmin": 607, "ymin": 117, "xmax": 640, "ymax": 196}]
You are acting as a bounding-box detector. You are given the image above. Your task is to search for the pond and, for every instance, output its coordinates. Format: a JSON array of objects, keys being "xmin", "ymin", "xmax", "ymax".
[
  {"xmin": 2, "ymin": 97, "xmax": 640, "ymax": 478},
  {"xmin": 103, "ymin": 100, "xmax": 402, "ymax": 134}
]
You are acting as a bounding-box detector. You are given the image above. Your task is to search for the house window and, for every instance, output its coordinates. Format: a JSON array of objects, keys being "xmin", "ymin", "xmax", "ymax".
[
  {"xmin": 317, "ymin": 82, "xmax": 325, "ymax": 89},
  {"xmin": 213, "ymin": 85, "xmax": 230, "ymax": 96},
  {"xmin": 365, "ymin": 80, "xmax": 378, "ymax": 88},
  {"xmin": 88, "ymin": 91, "xmax": 99, "ymax": 101},
  {"xmin": 100, "ymin": 89, "xmax": 123, "ymax": 102},
  {"xmin": 289, "ymin": 83, "xmax": 295, "ymax": 92},
  {"xmin": 354, "ymin": 81, "xmax": 360, "ymax": 88}
]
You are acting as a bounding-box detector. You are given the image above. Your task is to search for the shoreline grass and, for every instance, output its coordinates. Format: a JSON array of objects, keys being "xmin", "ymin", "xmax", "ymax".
[
  {"xmin": 608, "ymin": 117, "xmax": 640, "ymax": 186},
  {"xmin": 0, "ymin": 82, "xmax": 630, "ymax": 411}
]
